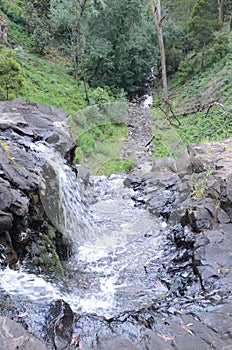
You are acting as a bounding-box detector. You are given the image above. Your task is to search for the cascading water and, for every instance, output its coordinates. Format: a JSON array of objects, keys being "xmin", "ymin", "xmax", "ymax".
[
  {"xmin": 38, "ymin": 143, "xmax": 156, "ymax": 249},
  {"xmin": 0, "ymin": 142, "xmax": 168, "ymax": 318}
]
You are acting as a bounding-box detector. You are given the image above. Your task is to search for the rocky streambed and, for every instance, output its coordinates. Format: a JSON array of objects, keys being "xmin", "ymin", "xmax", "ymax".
[{"xmin": 0, "ymin": 99, "xmax": 231, "ymax": 350}]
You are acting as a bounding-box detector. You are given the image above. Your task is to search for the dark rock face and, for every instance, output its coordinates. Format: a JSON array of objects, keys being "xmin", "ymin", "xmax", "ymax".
[
  {"xmin": 0, "ymin": 99, "xmax": 74, "ymax": 270},
  {"xmin": 46, "ymin": 299, "xmax": 74, "ymax": 350}
]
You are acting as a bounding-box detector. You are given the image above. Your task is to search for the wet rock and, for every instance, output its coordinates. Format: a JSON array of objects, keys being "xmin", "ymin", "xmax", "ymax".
[
  {"xmin": 0, "ymin": 177, "xmax": 29, "ymax": 216},
  {"xmin": 121, "ymin": 104, "xmax": 153, "ymax": 176},
  {"xmin": 194, "ymin": 224, "xmax": 232, "ymax": 293},
  {"xmin": 220, "ymin": 174, "xmax": 232, "ymax": 220},
  {"xmin": 98, "ymin": 336, "xmax": 140, "ymax": 350},
  {"xmin": 0, "ymin": 99, "xmax": 75, "ymax": 158},
  {"xmin": 0, "ymin": 211, "xmax": 12, "ymax": 233},
  {"xmin": 0, "ymin": 142, "xmax": 38, "ymax": 191},
  {"xmin": 183, "ymin": 198, "xmax": 216, "ymax": 232},
  {"xmin": 0, "ymin": 99, "xmax": 74, "ymax": 273},
  {"xmin": 75, "ymin": 164, "xmax": 90, "ymax": 186},
  {"xmin": 0, "ymin": 316, "xmax": 47, "ymax": 350},
  {"xmin": 0, "ymin": 231, "xmax": 18, "ymax": 267},
  {"xmin": 46, "ymin": 299, "xmax": 74, "ymax": 350}
]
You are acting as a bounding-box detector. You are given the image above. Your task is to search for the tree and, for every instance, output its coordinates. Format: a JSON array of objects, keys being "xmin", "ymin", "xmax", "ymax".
[
  {"xmin": 23, "ymin": 0, "xmax": 51, "ymax": 53},
  {"xmin": 0, "ymin": 48, "xmax": 23, "ymax": 100},
  {"xmin": 166, "ymin": 0, "xmax": 195, "ymax": 23},
  {"xmin": 85, "ymin": 0, "xmax": 158, "ymax": 91},
  {"xmin": 186, "ymin": 0, "xmax": 221, "ymax": 50},
  {"xmin": 149, "ymin": 0, "xmax": 168, "ymax": 114},
  {"xmin": 223, "ymin": 0, "xmax": 232, "ymax": 29},
  {"xmin": 218, "ymin": 0, "xmax": 224, "ymax": 22},
  {"xmin": 50, "ymin": 0, "xmax": 105, "ymax": 83}
]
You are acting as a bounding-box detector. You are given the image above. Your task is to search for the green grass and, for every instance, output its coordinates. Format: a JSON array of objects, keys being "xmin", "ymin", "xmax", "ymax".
[
  {"xmin": 97, "ymin": 157, "xmax": 136, "ymax": 175},
  {"xmin": 2, "ymin": 4, "xmax": 231, "ymax": 173},
  {"xmin": 14, "ymin": 48, "xmax": 88, "ymax": 114},
  {"xmin": 151, "ymin": 26, "xmax": 232, "ymax": 159},
  {"xmin": 73, "ymin": 123, "xmax": 129, "ymax": 174}
]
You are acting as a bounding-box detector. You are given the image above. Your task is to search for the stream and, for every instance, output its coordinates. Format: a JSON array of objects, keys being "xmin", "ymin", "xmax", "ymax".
[
  {"xmin": 0, "ymin": 140, "xmax": 168, "ymax": 319},
  {"xmin": 0, "ymin": 98, "xmax": 231, "ymax": 349}
]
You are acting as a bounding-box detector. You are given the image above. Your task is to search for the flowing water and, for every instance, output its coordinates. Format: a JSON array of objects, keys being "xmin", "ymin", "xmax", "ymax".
[{"xmin": 0, "ymin": 142, "xmax": 169, "ymax": 318}]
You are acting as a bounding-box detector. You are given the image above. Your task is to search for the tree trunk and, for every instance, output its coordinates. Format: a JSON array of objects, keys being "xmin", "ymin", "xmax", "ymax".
[
  {"xmin": 218, "ymin": 0, "xmax": 224, "ymax": 22},
  {"xmin": 83, "ymin": 75, "xmax": 90, "ymax": 104},
  {"xmin": 149, "ymin": 0, "xmax": 168, "ymax": 115}
]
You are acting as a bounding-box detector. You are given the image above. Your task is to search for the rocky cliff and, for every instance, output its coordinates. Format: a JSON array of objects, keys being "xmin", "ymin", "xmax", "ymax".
[{"xmin": 0, "ymin": 98, "xmax": 75, "ymax": 272}]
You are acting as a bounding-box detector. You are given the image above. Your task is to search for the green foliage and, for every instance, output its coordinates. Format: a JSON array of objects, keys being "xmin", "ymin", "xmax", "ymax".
[
  {"xmin": 185, "ymin": 0, "xmax": 221, "ymax": 50},
  {"xmin": 0, "ymin": 0, "xmax": 26, "ymax": 26},
  {"xmin": 0, "ymin": 47, "xmax": 23, "ymax": 100},
  {"xmin": 85, "ymin": 0, "xmax": 159, "ymax": 91},
  {"xmin": 166, "ymin": 0, "xmax": 195, "ymax": 23},
  {"xmin": 190, "ymin": 167, "xmax": 212, "ymax": 199},
  {"xmin": 179, "ymin": 35, "xmax": 229, "ymax": 78},
  {"xmin": 97, "ymin": 157, "xmax": 136, "ymax": 175},
  {"xmin": 150, "ymin": 112, "xmax": 185, "ymax": 159},
  {"xmin": 74, "ymin": 123, "xmax": 128, "ymax": 174},
  {"xmin": 163, "ymin": 18, "xmax": 185, "ymax": 74},
  {"xmin": 13, "ymin": 47, "xmax": 88, "ymax": 114},
  {"xmin": 88, "ymin": 87, "xmax": 114, "ymax": 105}
]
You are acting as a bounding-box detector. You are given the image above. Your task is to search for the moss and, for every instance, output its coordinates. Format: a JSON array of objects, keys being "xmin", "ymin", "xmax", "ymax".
[
  {"xmin": 42, "ymin": 234, "xmax": 65, "ymax": 278},
  {"xmin": 0, "ymin": 300, "xmax": 15, "ymax": 311},
  {"xmin": 0, "ymin": 141, "xmax": 22, "ymax": 167}
]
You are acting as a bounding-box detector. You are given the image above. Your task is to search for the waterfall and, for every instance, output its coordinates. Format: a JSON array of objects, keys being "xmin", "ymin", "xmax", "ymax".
[
  {"xmin": 36, "ymin": 144, "xmax": 155, "ymax": 249},
  {"xmin": 0, "ymin": 141, "xmax": 166, "ymax": 317},
  {"xmin": 37, "ymin": 143, "xmax": 97, "ymax": 245}
]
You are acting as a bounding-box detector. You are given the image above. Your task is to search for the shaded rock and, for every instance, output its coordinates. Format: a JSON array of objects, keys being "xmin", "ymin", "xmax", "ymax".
[
  {"xmin": 0, "ymin": 177, "xmax": 29, "ymax": 216},
  {"xmin": 217, "ymin": 207, "xmax": 231, "ymax": 224},
  {"xmin": 220, "ymin": 174, "xmax": 232, "ymax": 219},
  {"xmin": 46, "ymin": 299, "xmax": 74, "ymax": 350},
  {"xmin": 0, "ymin": 142, "xmax": 38, "ymax": 191},
  {"xmin": 0, "ymin": 231, "xmax": 18, "ymax": 267},
  {"xmin": 123, "ymin": 174, "xmax": 143, "ymax": 188},
  {"xmin": 183, "ymin": 198, "xmax": 216, "ymax": 232},
  {"xmin": 0, "ymin": 316, "xmax": 47, "ymax": 350},
  {"xmin": 0, "ymin": 211, "xmax": 12, "ymax": 233},
  {"xmin": 194, "ymin": 224, "xmax": 232, "ymax": 292},
  {"xmin": 0, "ymin": 99, "xmax": 75, "ymax": 272},
  {"xmin": 190, "ymin": 157, "xmax": 206, "ymax": 173}
]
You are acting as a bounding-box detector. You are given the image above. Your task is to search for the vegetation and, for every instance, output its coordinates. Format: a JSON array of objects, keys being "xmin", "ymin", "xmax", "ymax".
[
  {"xmin": 151, "ymin": 39, "xmax": 232, "ymax": 158},
  {"xmin": 0, "ymin": 0, "xmax": 231, "ymax": 172},
  {"xmin": 0, "ymin": 46, "xmax": 23, "ymax": 100}
]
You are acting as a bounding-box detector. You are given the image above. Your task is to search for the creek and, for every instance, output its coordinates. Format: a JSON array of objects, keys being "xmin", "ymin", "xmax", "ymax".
[
  {"xmin": 0, "ymin": 99, "xmax": 231, "ymax": 349},
  {"xmin": 0, "ymin": 140, "xmax": 169, "ymax": 319}
]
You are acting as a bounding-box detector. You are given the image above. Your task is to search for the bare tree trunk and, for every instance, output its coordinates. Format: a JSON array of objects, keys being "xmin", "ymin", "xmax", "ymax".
[
  {"xmin": 218, "ymin": 0, "xmax": 224, "ymax": 22},
  {"xmin": 149, "ymin": 0, "xmax": 168, "ymax": 115}
]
